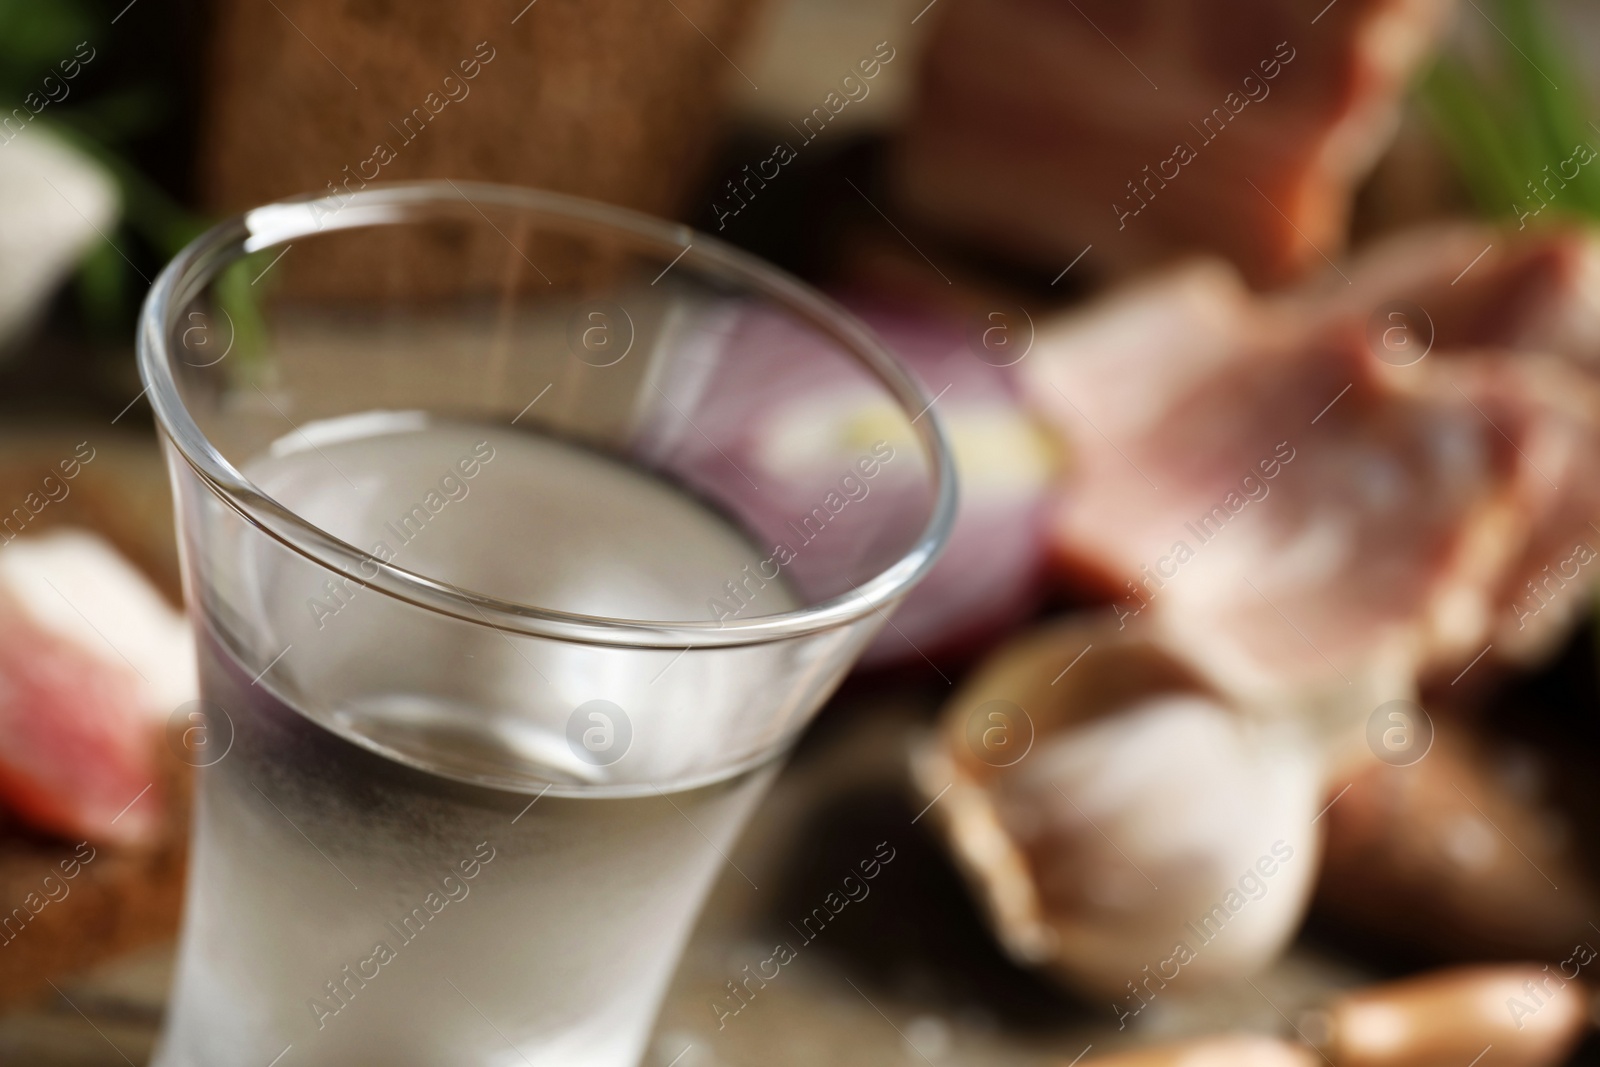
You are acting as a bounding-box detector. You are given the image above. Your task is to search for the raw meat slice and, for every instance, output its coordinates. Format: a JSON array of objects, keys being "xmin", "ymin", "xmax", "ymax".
[
  {"xmin": 1319, "ymin": 223, "xmax": 1600, "ymax": 365},
  {"xmin": 1433, "ymin": 354, "xmax": 1600, "ymax": 662},
  {"xmin": 0, "ymin": 529, "xmax": 194, "ymax": 845},
  {"xmin": 889, "ymin": 0, "xmax": 1457, "ymax": 287},
  {"xmin": 0, "ymin": 620, "xmax": 156, "ymax": 845},
  {"xmin": 1021, "ymin": 263, "xmax": 1515, "ymax": 696},
  {"xmin": 1307, "ymin": 225, "xmax": 1600, "ymax": 661}
]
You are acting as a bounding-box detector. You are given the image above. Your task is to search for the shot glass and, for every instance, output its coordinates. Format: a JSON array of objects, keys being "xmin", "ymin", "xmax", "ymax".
[{"xmin": 137, "ymin": 181, "xmax": 956, "ymax": 1066}]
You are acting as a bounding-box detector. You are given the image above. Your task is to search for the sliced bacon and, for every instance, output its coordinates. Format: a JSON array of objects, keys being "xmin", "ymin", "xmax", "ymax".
[
  {"xmin": 1315, "ymin": 223, "xmax": 1600, "ymax": 363},
  {"xmin": 1022, "ymin": 264, "xmax": 1516, "ymax": 696},
  {"xmin": 1431, "ymin": 354, "xmax": 1600, "ymax": 662},
  {"xmin": 889, "ymin": 0, "xmax": 1456, "ymax": 287},
  {"xmin": 0, "ymin": 608, "xmax": 158, "ymax": 844},
  {"xmin": 0, "ymin": 530, "xmax": 194, "ymax": 846},
  {"xmin": 1022, "ymin": 214, "xmax": 1600, "ymax": 690},
  {"xmin": 1311, "ymin": 225, "xmax": 1600, "ymax": 662}
]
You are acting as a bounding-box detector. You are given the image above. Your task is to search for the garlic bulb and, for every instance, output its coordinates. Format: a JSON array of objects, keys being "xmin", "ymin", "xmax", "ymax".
[{"xmin": 916, "ymin": 616, "xmax": 1324, "ymax": 1002}]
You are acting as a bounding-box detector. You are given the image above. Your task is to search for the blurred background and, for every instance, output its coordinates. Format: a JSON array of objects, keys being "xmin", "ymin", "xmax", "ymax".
[{"xmin": 11, "ymin": 0, "xmax": 1600, "ymax": 1064}]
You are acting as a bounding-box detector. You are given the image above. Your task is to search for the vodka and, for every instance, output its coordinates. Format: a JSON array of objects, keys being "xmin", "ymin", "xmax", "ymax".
[{"xmin": 155, "ymin": 415, "xmax": 793, "ymax": 1067}]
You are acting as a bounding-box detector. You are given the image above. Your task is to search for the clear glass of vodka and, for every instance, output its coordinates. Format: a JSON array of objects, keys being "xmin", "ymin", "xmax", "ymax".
[{"xmin": 137, "ymin": 182, "xmax": 956, "ymax": 1067}]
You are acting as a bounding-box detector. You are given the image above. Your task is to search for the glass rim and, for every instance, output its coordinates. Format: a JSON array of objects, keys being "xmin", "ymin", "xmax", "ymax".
[{"xmin": 137, "ymin": 180, "xmax": 959, "ymax": 649}]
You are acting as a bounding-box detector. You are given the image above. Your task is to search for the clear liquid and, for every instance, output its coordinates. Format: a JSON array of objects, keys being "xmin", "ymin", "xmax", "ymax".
[{"xmin": 155, "ymin": 416, "xmax": 793, "ymax": 1067}]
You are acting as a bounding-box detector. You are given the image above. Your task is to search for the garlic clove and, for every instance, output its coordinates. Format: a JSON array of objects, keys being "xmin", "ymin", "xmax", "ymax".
[
  {"xmin": 1313, "ymin": 964, "xmax": 1590, "ymax": 1067},
  {"xmin": 1316, "ymin": 717, "xmax": 1598, "ymax": 960},
  {"xmin": 1065, "ymin": 1035, "xmax": 1318, "ymax": 1067},
  {"xmin": 918, "ymin": 616, "xmax": 1324, "ymax": 999}
]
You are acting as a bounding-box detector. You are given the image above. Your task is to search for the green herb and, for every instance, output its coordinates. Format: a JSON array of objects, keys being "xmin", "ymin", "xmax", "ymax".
[
  {"xmin": 1420, "ymin": 0, "xmax": 1600, "ymax": 224},
  {"xmin": 0, "ymin": 3, "xmax": 94, "ymax": 105},
  {"xmin": 1, "ymin": 0, "xmax": 213, "ymax": 334}
]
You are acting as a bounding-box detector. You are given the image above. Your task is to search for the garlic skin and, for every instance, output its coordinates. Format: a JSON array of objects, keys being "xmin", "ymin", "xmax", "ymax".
[
  {"xmin": 919, "ymin": 617, "xmax": 1325, "ymax": 999},
  {"xmin": 999, "ymin": 695, "xmax": 1322, "ymax": 996}
]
